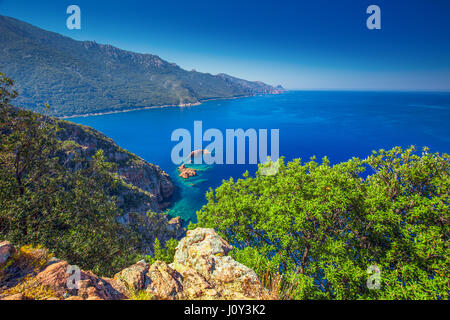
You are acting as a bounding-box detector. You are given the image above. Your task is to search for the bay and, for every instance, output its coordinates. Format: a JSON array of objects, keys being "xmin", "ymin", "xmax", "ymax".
[{"xmin": 71, "ymin": 91, "xmax": 450, "ymax": 223}]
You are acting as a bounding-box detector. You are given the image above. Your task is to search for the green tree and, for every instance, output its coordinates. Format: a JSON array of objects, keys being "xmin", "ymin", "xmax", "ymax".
[
  {"xmin": 145, "ymin": 238, "xmax": 178, "ymax": 265},
  {"xmin": 193, "ymin": 147, "xmax": 449, "ymax": 299}
]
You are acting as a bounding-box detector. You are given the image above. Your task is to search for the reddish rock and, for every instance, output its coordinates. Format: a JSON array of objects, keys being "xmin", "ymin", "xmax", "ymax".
[
  {"xmin": 1, "ymin": 229, "xmax": 263, "ymax": 300},
  {"xmin": 33, "ymin": 261, "xmax": 124, "ymax": 300},
  {"xmin": 146, "ymin": 261, "xmax": 183, "ymax": 300},
  {"xmin": 188, "ymin": 149, "xmax": 211, "ymax": 160},
  {"xmin": 178, "ymin": 164, "xmax": 197, "ymax": 179},
  {"xmin": 113, "ymin": 260, "xmax": 148, "ymax": 293},
  {"xmin": 173, "ymin": 228, "xmax": 262, "ymax": 299},
  {"xmin": 0, "ymin": 293, "xmax": 25, "ymax": 300},
  {"xmin": 34, "ymin": 261, "xmax": 71, "ymax": 297}
]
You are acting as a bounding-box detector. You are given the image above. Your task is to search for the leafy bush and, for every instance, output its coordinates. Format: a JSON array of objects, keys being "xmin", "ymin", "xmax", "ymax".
[
  {"xmin": 145, "ymin": 238, "xmax": 178, "ymax": 265},
  {"xmin": 194, "ymin": 147, "xmax": 449, "ymax": 299},
  {"xmin": 127, "ymin": 289, "xmax": 157, "ymax": 300}
]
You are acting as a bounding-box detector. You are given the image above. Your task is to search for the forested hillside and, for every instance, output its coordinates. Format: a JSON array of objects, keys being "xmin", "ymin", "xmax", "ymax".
[{"xmin": 0, "ymin": 15, "xmax": 285, "ymax": 117}]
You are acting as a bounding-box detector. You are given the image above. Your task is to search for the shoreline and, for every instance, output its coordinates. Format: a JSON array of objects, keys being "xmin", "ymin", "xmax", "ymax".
[
  {"xmin": 60, "ymin": 101, "xmax": 202, "ymax": 119},
  {"xmin": 58, "ymin": 93, "xmax": 284, "ymax": 119}
]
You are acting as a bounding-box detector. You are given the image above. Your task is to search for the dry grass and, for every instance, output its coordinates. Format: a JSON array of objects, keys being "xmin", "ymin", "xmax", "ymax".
[
  {"xmin": 13, "ymin": 244, "xmax": 54, "ymax": 273},
  {"xmin": 127, "ymin": 288, "xmax": 157, "ymax": 300},
  {"xmin": 259, "ymin": 271, "xmax": 299, "ymax": 300}
]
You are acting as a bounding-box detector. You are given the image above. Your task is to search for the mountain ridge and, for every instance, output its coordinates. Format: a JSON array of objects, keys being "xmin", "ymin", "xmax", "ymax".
[{"xmin": 0, "ymin": 15, "xmax": 285, "ymax": 117}]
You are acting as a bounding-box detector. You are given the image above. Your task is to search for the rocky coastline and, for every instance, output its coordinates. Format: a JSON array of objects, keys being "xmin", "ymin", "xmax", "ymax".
[
  {"xmin": 0, "ymin": 229, "xmax": 265, "ymax": 300},
  {"xmin": 58, "ymin": 93, "xmax": 285, "ymax": 119}
]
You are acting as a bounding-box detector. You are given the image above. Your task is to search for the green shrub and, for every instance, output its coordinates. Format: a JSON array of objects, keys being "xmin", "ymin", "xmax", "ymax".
[
  {"xmin": 194, "ymin": 147, "xmax": 449, "ymax": 300},
  {"xmin": 145, "ymin": 238, "xmax": 178, "ymax": 265}
]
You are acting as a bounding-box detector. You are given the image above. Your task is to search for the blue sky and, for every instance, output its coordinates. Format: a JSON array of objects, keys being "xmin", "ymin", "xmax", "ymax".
[{"xmin": 1, "ymin": 0, "xmax": 449, "ymax": 90}]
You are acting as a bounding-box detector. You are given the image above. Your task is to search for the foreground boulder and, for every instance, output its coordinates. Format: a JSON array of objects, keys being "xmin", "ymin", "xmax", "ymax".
[
  {"xmin": 113, "ymin": 228, "xmax": 263, "ymax": 299},
  {"xmin": 172, "ymin": 228, "xmax": 262, "ymax": 299},
  {"xmin": 0, "ymin": 241, "xmax": 15, "ymax": 265},
  {"xmin": 0, "ymin": 246, "xmax": 124, "ymax": 300},
  {"xmin": 0, "ymin": 229, "xmax": 264, "ymax": 300},
  {"xmin": 146, "ymin": 261, "xmax": 184, "ymax": 299},
  {"xmin": 33, "ymin": 261, "xmax": 124, "ymax": 300}
]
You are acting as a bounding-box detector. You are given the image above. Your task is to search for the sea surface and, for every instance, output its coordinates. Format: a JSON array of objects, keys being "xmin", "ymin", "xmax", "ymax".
[{"xmin": 71, "ymin": 91, "xmax": 450, "ymax": 223}]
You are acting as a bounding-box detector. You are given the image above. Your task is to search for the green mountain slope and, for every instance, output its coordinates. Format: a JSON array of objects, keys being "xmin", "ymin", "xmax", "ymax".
[{"xmin": 0, "ymin": 15, "xmax": 285, "ymax": 116}]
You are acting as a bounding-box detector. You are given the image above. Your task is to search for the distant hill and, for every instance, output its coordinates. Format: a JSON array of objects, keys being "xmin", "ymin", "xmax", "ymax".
[{"xmin": 0, "ymin": 15, "xmax": 285, "ymax": 117}]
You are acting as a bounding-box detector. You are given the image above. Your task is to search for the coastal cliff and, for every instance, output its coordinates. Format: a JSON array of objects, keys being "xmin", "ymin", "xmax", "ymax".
[
  {"xmin": 0, "ymin": 229, "xmax": 264, "ymax": 300},
  {"xmin": 56, "ymin": 119, "xmax": 175, "ymax": 214},
  {"xmin": 54, "ymin": 117, "xmax": 186, "ymax": 247}
]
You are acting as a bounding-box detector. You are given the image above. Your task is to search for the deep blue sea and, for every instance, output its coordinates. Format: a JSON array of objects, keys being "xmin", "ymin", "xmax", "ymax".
[{"xmin": 71, "ymin": 91, "xmax": 450, "ymax": 223}]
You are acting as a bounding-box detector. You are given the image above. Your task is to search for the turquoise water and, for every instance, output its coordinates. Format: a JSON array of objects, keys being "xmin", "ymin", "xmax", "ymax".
[{"xmin": 71, "ymin": 91, "xmax": 450, "ymax": 223}]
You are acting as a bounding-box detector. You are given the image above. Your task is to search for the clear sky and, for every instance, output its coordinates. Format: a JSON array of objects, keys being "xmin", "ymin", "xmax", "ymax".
[{"xmin": 1, "ymin": 0, "xmax": 449, "ymax": 90}]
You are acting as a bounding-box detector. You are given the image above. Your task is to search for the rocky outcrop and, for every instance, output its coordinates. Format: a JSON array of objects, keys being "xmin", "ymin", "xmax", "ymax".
[
  {"xmin": 33, "ymin": 261, "xmax": 124, "ymax": 300},
  {"xmin": 0, "ymin": 229, "xmax": 264, "ymax": 300},
  {"xmin": 178, "ymin": 164, "xmax": 197, "ymax": 179},
  {"xmin": 56, "ymin": 119, "xmax": 175, "ymax": 213},
  {"xmin": 105, "ymin": 228, "xmax": 263, "ymax": 300},
  {"xmin": 112, "ymin": 260, "xmax": 149, "ymax": 293},
  {"xmin": 171, "ymin": 228, "xmax": 262, "ymax": 299},
  {"xmin": 146, "ymin": 261, "xmax": 184, "ymax": 299},
  {"xmin": 0, "ymin": 245, "xmax": 123, "ymax": 300},
  {"xmin": 186, "ymin": 149, "xmax": 211, "ymax": 163}
]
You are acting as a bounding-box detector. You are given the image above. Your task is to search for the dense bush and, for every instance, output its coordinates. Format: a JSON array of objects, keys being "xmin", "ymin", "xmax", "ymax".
[{"xmin": 194, "ymin": 147, "xmax": 449, "ymax": 299}]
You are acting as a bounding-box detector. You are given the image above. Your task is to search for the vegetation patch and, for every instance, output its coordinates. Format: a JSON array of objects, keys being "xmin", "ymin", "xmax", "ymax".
[{"xmin": 194, "ymin": 147, "xmax": 449, "ymax": 299}]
